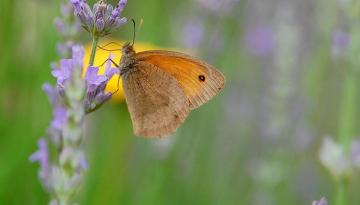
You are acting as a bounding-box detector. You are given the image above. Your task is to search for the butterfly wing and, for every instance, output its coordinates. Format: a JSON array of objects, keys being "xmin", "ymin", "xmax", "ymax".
[
  {"xmin": 135, "ymin": 50, "xmax": 225, "ymax": 110},
  {"xmin": 122, "ymin": 61, "xmax": 190, "ymax": 138}
]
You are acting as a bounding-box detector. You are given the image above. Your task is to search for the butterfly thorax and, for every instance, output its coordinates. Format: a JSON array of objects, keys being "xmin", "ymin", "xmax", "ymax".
[{"xmin": 119, "ymin": 42, "xmax": 137, "ymax": 77}]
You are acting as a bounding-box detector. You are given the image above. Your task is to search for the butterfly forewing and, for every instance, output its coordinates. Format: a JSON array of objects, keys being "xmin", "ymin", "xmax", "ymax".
[
  {"xmin": 135, "ymin": 50, "xmax": 225, "ymax": 109},
  {"xmin": 122, "ymin": 61, "xmax": 190, "ymax": 137}
]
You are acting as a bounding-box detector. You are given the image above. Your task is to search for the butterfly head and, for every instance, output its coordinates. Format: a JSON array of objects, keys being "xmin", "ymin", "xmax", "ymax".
[{"xmin": 122, "ymin": 42, "xmax": 136, "ymax": 57}]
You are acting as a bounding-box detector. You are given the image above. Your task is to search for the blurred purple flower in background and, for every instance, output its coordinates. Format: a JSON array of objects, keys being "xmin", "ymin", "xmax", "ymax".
[
  {"xmin": 312, "ymin": 197, "xmax": 328, "ymax": 205},
  {"xmin": 319, "ymin": 136, "xmax": 360, "ymax": 179},
  {"xmin": 197, "ymin": 0, "xmax": 240, "ymax": 14},
  {"xmin": 182, "ymin": 21, "xmax": 204, "ymax": 49},
  {"xmin": 351, "ymin": 139, "xmax": 360, "ymax": 167},
  {"xmin": 332, "ymin": 29, "xmax": 350, "ymax": 57},
  {"xmin": 245, "ymin": 25, "xmax": 275, "ymax": 57},
  {"xmin": 319, "ymin": 137, "xmax": 351, "ymax": 179}
]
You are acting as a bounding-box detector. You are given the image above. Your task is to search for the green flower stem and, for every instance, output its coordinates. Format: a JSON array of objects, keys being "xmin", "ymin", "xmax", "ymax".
[
  {"xmin": 336, "ymin": 70, "xmax": 357, "ymax": 205},
  {"xmin": 338, "ymin": 71, "xmax": 357, "ymax": 149},
  {"xmin": 335, "ymin": 179, "xmax": 346, "ymax": 205},
  {"xmin": 89, "ymin": 35, "xmax": 99, "ymax": 66}
]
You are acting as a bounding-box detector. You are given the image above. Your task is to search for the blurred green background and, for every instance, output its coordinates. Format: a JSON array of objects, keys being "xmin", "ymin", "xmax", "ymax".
[{"xmin": 1, "ymin": 0, "xmax": 360, "ymax": 204}]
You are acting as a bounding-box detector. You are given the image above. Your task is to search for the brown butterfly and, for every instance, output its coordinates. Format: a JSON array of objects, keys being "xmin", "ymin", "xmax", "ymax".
[{"xmin": 104, "ymin": 21, "xmax": 225, "ymax": 138}]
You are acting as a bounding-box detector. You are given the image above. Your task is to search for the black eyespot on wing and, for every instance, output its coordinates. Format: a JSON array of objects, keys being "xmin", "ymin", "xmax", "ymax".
[{"xmin": 198, "ymin": 75, "xmax": 206, "ymax": 82}]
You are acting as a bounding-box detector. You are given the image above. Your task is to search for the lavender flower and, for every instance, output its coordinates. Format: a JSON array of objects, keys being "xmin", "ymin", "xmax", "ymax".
[
  {"xmin": 245, "ymin": 25, "xmax": 275, "ymax": 57},
  {"xmin": 71, "ymin": 0, "xmax": 127, "ymax": 37},
  {"xmin": 312, "ymin": 197, "xmax": 328, "ymax": 205},
  {"xmin": 30, "ymin": 1, "xmax": 127, "ymax": 203},
  {"xmin": 31, "ymin": 46, "xmax": 88, "ymax": 204},
  {"xmin": 85, "ymin": 58, "xmax": 118, "ymax": 112}
]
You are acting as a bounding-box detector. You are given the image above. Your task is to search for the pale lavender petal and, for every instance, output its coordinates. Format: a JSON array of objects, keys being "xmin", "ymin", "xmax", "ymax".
[
  {"xmin": 52, "ymin": 59, "xmax": 73, "ymax": 84},
  {"xmin": 54, "ymin": 18, "xmax": 66, "ymax": 35},
  {"xmin": 29, "ymin": 139, "xmax": 49, "ymax": 172},
  {"xmin": 85, "ymin": 66, "xmax": 107, "ymax": 85},
  {"xmin": 70, "ymin": 0, "xmax": 82, "ymax": 13},
  {"xmin": 95, "ymin": 92, "xmax": 112, "ymax": 104},
  {"xmin": 117, "ymin": 0, "xmax": 127, "ymax": 12},
  {"xmin": 105, "ymin": 56, "xmax": 119, "ymax": 78},
  {"xmin": 79, "ymin": 152, "xmax": 88, "ymax": 170},
  {"xmin": 72, "ymin": 45, "xmax": 84, "ymax": 68},
  {"xmin": 61, "ymin": 3, "xmax": 73, "ymax": 17},
  {"xmin": 114, "ymin": 17, "xmax": 127, "ymax": 28},
  {"xmin": 42, "ymin": 83, "xmax": 57, "ymax": 104},
  {"xmin": 96, "ymin": 19, "xmax": 105, "ymax": 31},
  {"xmin": 51, "ymin": 106, "xmax": 67, "ymax": 130},
  {"xmin": 111, "ymin": 8, "xmax": 120, "ymax": 18}
]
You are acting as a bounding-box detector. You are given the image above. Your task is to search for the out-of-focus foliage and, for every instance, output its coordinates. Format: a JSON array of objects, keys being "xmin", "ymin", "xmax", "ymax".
[{"xmin": 0, "ymin": 0, "xmax": 360, "ymax": 205}]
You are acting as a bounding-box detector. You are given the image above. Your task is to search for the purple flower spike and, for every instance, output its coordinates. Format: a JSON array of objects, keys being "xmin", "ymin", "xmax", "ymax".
[
  {"xmin": 312, "ymin": 197, "xmax": 328, "ymax": 205},
  {"xmin": 245, "ymin": 25, "xmax": 275, "ymax": 57}
]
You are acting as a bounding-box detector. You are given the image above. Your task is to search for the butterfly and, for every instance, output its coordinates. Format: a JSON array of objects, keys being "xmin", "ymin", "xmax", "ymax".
[
  {"xmin": 101, "ymin": 21, "xmax": 225, "ymax": 138},
  {"xmin": 111, "ymin": 42, "xmax": 226, "ymax": 138}
]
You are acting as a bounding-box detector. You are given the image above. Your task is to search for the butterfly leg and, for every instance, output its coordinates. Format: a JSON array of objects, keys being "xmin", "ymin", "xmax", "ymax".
[
  {"xmin": 95, "ymin": 58, "xmax": 119, "ymax": 68},
  {"xmin": 97, "ymin": 41, "xmax": 122, "ymax": 51}
]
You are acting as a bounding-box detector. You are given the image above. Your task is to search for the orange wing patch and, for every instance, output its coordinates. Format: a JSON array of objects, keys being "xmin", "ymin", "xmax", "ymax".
[{"xmin": 135, "ymin": 51, "xmax": 225, "ymax": 109}]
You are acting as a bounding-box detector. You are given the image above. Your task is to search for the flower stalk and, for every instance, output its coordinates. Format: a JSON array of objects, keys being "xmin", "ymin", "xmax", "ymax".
[
  {"xmin": 30, "ymin": 1, "xmax": 127, "ymax": 204},
  {"xmin": 89, "ymin": 35, "xmax": 99, "ymax": 66}
]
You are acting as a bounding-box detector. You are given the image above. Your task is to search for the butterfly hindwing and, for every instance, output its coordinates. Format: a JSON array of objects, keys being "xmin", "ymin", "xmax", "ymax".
[{"xmin": 122, "ymin": 61, "xmax": 190, "ymax": 137}]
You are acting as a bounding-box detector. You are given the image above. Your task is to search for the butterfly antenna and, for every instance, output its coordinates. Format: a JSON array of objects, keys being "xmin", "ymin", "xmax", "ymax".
[{"xmin": 131, "ymin": 18, "xmax": 136, "ymax": 46}]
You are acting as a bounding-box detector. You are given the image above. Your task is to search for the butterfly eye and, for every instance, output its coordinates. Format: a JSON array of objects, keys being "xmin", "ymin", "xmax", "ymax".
[{"xmin": 198, "ymin": 75, "xmax": 206, "ymax": 82}]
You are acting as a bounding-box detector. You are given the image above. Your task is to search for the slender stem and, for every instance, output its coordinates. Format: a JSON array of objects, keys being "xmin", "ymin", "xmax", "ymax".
[
  {"xmin": 89, "ymin": 35, "xmax": 99, "ymax": 66},
  {"xmin": 335, "ymin": 70, "xmax": 357, "ymax": 205},
  {"xmin": 335, "ymin": 179, "xmax": 346, "ymax": 205},
  {"xmin": 338, "ymin": 71, "xmax": 357, "ymax": 149}
]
